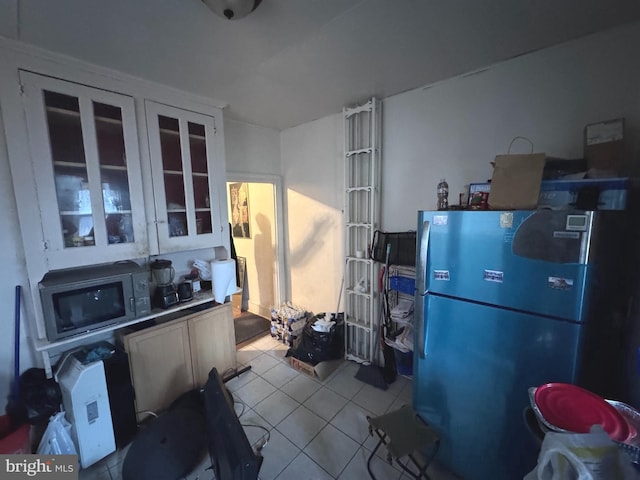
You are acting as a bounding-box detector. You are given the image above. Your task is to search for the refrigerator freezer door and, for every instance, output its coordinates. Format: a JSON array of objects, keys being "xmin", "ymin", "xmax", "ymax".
[
  {"xmin": 413, "ymin": 294, "xmax": 581, "ymax": 480},
  {"xmin": 418, "ymin": 210, "xmax": 594, "ymax": 321}
]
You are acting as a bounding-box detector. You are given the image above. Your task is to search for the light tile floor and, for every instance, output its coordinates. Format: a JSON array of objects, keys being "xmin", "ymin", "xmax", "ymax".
[{"xmin": 79, "ymin": 333, "xmax": 460, "ymax": 480}]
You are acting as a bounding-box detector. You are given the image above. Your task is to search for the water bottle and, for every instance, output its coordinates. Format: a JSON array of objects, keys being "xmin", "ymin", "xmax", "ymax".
[{"xmin": 437, "ymin": 178, "xmax": 449, "ymax": 210}]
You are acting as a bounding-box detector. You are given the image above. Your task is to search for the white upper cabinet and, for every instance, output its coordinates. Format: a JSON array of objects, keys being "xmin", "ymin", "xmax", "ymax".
[
  {"xmin": 20, "ymin": 71, "xmax": 149, "ymax": 270},
  {"xmin": 145, "ymin": 100, "xmax": 224, "ymax": 253},
  {"xmin": 12, "ymin": 69, "xmax": 227, "ymax": 272}
]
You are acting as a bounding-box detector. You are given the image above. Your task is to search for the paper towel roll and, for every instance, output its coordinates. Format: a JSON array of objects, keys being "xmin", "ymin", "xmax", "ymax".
[{"xmin": 210, "ymin": 259, "xmax": 238, "ymax": 303}]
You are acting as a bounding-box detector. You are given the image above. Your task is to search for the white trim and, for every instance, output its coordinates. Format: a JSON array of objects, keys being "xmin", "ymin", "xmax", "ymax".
[
  {"xmin": 226, "ymin": 172, "xmax": 286, "ymax": 307},
  {"xmin": 0, "ymin": 36, "xmax": 227, "ymax": 115}
]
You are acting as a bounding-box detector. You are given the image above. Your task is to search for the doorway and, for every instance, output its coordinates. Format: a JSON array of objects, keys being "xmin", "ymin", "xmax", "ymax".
[{"xmin": 226, "ymin": 174, "xmax": 285, "ymax": 330}]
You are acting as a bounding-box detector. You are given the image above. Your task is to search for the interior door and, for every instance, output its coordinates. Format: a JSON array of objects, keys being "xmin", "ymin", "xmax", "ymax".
[{"xmin": 226, "ymin": 175, "xmax": 285, "ymax": 317}]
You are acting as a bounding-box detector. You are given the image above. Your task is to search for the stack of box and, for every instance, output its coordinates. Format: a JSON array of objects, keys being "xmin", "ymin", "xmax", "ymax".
[{"xmin": 269, "ymin": 302, "xmax": 308, "ymax": 345}]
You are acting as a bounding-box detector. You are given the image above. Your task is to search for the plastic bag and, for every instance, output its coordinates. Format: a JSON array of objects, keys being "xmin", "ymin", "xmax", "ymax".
[
  {"xmin": 37, "ymin": 412, "xmax": 77, "ymax": 456},
  {"xmin": 286, "ymin": 314, "xmax": 344, "ymax": 364},
  {"xmin": 524, "ymin": 425, "xmax": 639, "ymax": 480}
]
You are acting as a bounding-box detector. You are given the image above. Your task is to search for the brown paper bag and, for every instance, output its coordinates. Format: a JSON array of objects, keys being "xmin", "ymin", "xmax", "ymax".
[{"xmin": 488, "ymin": 153, "xmax": 546, "ymax": 210}]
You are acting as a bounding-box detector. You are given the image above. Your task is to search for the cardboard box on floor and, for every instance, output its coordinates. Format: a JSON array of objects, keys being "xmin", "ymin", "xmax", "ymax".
[
  {"xmin": 488, "ymin": 153, "xmax": 547, "ymax": 210},
  {"xmin": 289, "ymin": 357, "xmax": 342, "ymax": 380}
]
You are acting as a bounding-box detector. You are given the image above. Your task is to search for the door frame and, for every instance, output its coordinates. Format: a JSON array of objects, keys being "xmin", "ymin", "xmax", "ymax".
[{"xmin": 226, "ymin": 172, "xmax": 286, "ymax": 310}]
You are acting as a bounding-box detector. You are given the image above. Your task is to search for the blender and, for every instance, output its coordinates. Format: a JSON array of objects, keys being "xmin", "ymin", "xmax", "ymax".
[{"xmin": 150, "ymin": 259, "xmax": 178, "ymax": 309}]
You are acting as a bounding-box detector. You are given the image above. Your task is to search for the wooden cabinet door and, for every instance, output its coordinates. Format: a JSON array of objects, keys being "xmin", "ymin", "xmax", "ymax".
[
  {"xmin": 188, "ymin": 303, "xmax": 236, "ymax": 387},
  {"xmin": 124, "ymin": 320, "xmax": 194, "ymax": 419}
]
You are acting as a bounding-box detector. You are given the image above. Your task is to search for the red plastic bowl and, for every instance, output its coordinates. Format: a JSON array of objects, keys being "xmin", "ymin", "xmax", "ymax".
[{"xmin": 534, "ymin": 383, "xmax": 632, "ymax": 442}]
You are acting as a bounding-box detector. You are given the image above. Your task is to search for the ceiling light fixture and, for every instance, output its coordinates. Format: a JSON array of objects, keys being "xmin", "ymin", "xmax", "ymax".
[{"xmin": 201, "ymin": 0, "xmax": 262, "ymax": 20}]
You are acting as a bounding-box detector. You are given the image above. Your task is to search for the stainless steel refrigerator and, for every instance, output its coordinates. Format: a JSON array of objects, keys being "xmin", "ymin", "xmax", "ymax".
[{"xmin": 413, "ymin": 209, "xmax": 632, "ymax": 480}]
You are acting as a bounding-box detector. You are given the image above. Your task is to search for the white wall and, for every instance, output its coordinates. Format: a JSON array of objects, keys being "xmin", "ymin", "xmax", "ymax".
[
  {"xmin": 0, "ymin": 2, "xmax": 17, "ymax": 39},
  {"xmin": 224, "ymin": 118, "xmax": 281, "ymax": 175},
  {"xmin": 0, "ymin": 105, "xmax": 37, "ymax": 407},
  {"xmin": 280, "ymin": 22, "xmax": 640, "ymax": 319},
  {"xmin": 281, "ymin": 114, "xmax": 344, "ymax": 314},
  {"xmin": 381, "ymin": 23, "xmax": 640, "ymax": 230}
]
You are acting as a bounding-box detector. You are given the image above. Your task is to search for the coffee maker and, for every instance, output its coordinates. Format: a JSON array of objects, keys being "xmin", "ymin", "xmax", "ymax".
[{"xmin": 151, "ymin": 259, "xmax": 179, "ymax": 309}]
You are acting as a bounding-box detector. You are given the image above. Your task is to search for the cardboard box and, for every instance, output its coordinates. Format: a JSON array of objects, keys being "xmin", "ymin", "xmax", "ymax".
[
  {"xmin": 289, "ymin": 357, "xmax": 342, "ymax": 380},
  {"xmin": 488, "ymin": 153, "xmax": 546, "ymax": 210},
  {"xmin": 232, "ymin": 292, "xmax": 242, "ymax": 317},
  {"xmin": 584, "ymin": 118, "xmax": 625, "ymax": 175}
]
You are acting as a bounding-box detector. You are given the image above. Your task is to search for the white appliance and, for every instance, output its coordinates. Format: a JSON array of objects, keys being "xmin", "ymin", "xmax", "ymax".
[{"xmin": 56, "ymin": 352, "xmax": 116, "ymax": 468}]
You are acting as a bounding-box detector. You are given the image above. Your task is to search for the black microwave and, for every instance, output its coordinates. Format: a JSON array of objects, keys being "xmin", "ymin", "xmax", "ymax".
[{"xmin": 39, "ymin": 262, "xmax": 152, "ymax": 342}]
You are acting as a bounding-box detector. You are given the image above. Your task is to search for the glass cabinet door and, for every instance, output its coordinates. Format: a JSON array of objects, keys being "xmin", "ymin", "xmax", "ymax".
[
  {"xmin": 21, "ymin": 72, "xmax": 147, "ymax": 268},
  {"xmin": 146, "ymin": 101, "xmax": 222, "ymax": 252},
  {"xmin": 188, "ymin": 122, "xmax": 214, "ymax": 236}
]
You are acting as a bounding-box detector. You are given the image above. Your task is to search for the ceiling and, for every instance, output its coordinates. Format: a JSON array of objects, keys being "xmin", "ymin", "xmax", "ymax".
[{"xmin": 3, "ymin": 0, "xmax": 640, "ymax": 130}]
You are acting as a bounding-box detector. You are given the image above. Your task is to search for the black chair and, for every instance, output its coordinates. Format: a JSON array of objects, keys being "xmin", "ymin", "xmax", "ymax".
[
  {"xmin": 122, "ymin": 390, "xmax": 206, "ymax": 480},
  {"xmin": 366, "ymin": 404, "xmax": 440, "ymax": 480}
]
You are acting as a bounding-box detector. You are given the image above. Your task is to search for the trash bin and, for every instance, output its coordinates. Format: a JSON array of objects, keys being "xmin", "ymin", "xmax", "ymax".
[{"xmin": 393, "ymin": 348, "xmax": 413, "ymax": 376}]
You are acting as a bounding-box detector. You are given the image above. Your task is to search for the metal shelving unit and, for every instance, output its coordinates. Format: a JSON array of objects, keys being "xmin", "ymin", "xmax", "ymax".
[{"xmin": 343, "ymin": 98, "xmax": 381, "ymax": 364}]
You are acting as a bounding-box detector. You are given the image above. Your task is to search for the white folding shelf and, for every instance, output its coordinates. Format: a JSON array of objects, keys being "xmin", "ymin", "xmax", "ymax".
[{"xmin": 343, "ymin": 98, "xmax": 381, "ymax": 364}]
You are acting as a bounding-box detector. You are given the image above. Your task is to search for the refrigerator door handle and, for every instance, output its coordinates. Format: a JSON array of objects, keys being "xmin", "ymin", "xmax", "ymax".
[{"xmin": 416, "ymin": 220, "xmax": 430, "ymax": 358}]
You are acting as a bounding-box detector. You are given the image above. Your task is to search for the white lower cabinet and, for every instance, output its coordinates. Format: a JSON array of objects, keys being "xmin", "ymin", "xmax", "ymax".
[{"xmin": 122, "ymin": 303, "xmax": 235, "ymax": 419}]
